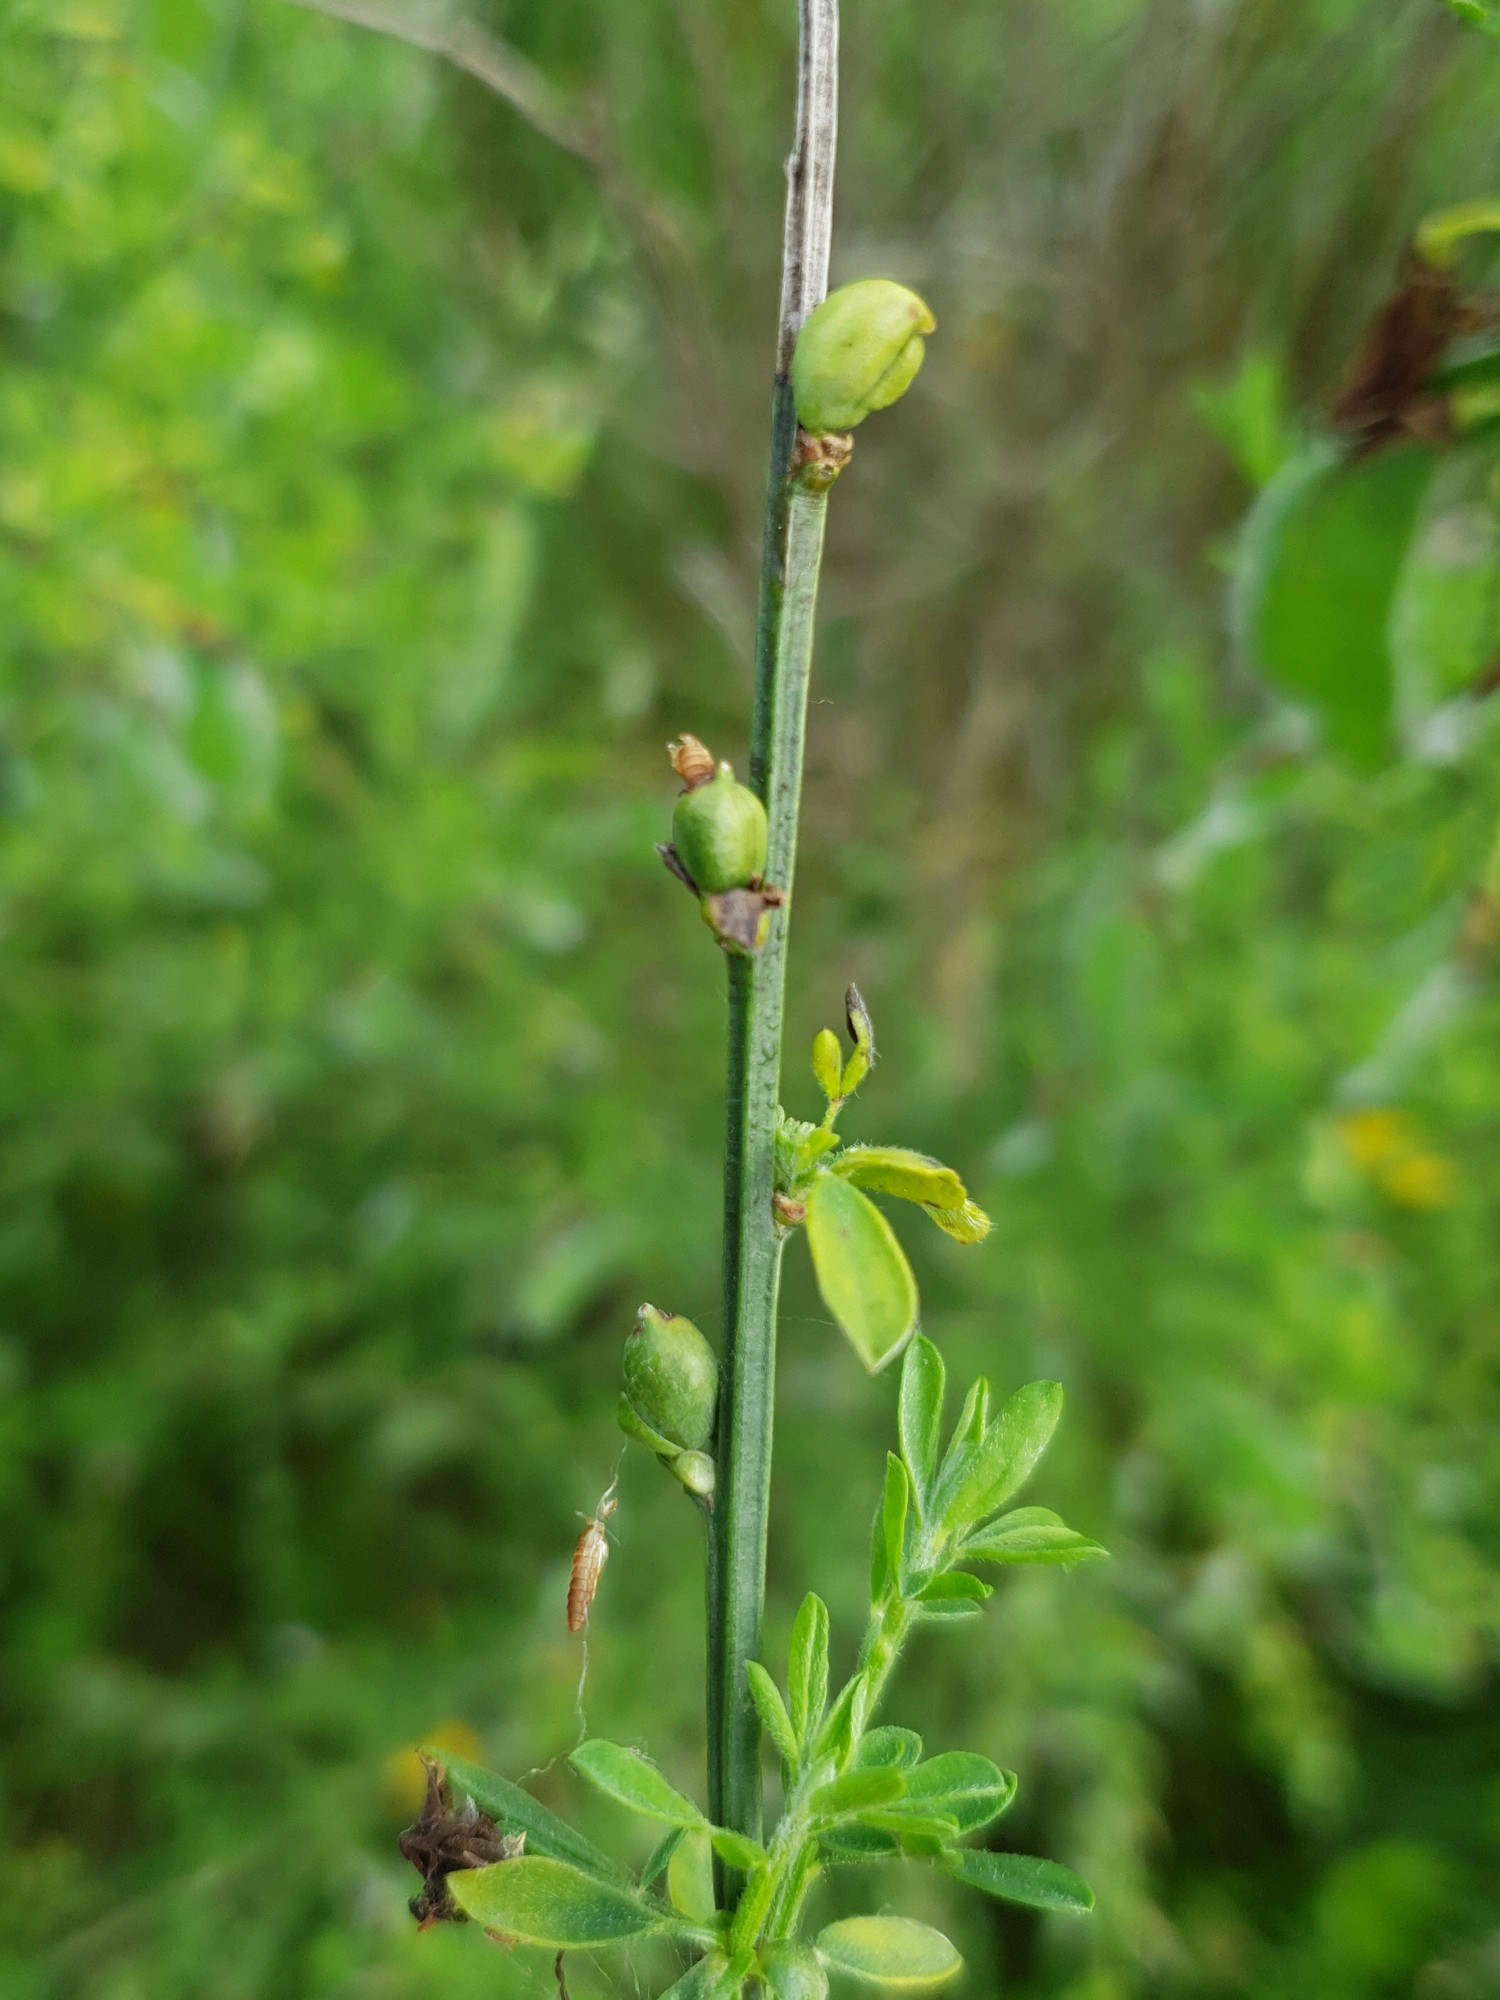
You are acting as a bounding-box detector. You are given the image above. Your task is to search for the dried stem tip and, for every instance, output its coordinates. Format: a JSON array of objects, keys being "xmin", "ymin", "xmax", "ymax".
[{"xmin": 668, "ymin": 734, "xmax": 716, "ymax": 791}]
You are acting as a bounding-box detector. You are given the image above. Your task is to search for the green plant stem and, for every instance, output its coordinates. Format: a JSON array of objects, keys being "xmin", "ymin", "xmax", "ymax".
[
  {"xmin": 708, "ymin": 0, "xmax": 839, "ymax": 1903},
  {"xmin": 711, "ymin": 412, "xmax": 831, "ymax": 1860}
]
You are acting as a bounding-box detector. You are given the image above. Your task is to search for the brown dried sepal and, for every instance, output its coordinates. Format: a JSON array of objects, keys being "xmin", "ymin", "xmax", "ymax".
[
  {"xmin": 772, "ymin": 1190, "xmax": 807, "ymax": 1229},
  {"xmin": 792, "ymin": 426, "xmax": 854, "ymax": 492},
  {"xmin": 668, "ymin": 733, "xmax": 716, "ymax": 790},
  {"xmin": 399, "ymin": 1754, "xmax": 525, "ymax": 1929},
  {"xmin": 1331, "ymin": 244, "xmax": 1465, "ymax": 455},
  {"xmin": 702, "ymin": 884, "xmax": 785, "ymax": 955}
]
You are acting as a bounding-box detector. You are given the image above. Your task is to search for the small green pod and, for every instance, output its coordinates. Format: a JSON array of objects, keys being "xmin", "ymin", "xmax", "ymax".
[
  {"xmin": 622, "ymin": 1304, "xmax": 719, "ymax": 1452},
  {"xmin": 791, "ymin": 280, "xmax": 936, "ymax": 435},
  {"xmin": 672, "ymin": 763, "xmax": 768, "ymax": 894}
]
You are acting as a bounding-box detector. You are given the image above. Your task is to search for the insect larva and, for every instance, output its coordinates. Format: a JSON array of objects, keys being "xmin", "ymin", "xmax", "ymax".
[{"xmin": 567, "ymin": 1480, "xmax": 618, "ymax": 1634}]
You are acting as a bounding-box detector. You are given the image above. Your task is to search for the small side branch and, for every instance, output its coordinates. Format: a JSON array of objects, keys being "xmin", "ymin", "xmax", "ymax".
[{"xmin": 279, "ymin": 0, "xmax": 598, "ymax": 161}]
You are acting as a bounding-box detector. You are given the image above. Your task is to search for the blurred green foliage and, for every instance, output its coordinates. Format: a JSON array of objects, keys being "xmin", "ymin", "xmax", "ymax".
[{"xmin": 3, "ymin": 0, "xmax": 1500, "ymax": 1996}]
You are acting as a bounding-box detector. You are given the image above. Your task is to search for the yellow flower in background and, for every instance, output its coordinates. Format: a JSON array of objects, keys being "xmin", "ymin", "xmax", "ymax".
[
  {"xmin": 1337, "ymin": 1109, "xmax": 1411, "ymax": 1170},
  {"xmin": 384, "ymin": 1719, "xmax": 484, "ymax": 1815},
  {"xmin": 1335, "ymin": 1111, "xmax": 1458, "ymax": 1210},
  {"xmin": 1380, "ymin": 1152, "xmax": 1457, "ymax": 1211}
]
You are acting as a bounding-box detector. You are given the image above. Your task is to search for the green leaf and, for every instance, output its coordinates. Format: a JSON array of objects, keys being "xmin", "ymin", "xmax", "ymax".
[
  {"xmin": 425, "ymin": 1750, "xmax": 625, "ymax": 1884},
  {"xmin": 746, "ymin": 1661, "xmax": 799, "ymax": 1769},
  {"xmin": 962, "ymin": 1515, "xmax": 1107, "ymax": 1566},
  {"xmin": 896, "ymin": 1752, "xmax": 1016, "ymax": 1836},
  {"xmin": 448, "ymin": 1855, "xmax": 662, "ymax": 1946},
  {"xmin": 858, "ymin": 1726, "xmax": 923, "ymax": 1770},
  {"xmin": 815, "ymin": 1673, "xmax": 871, "ymax": 1767},
  {"xmin": 568, "ymin": 1740, "xmax": 706, "ymax": 1826},
  {"xmin": 942, "ymin": 1848, "xmax": 1095, "ymax": 1915},
  {"xmin": 1234, "ymin": 439, "xmax": 1437, "ymax": 767},
  {"xmin": 883, "ymin": 1453, "xmax": 910, "ymax": 1587},
  {"xmin": 934, "ymin": 1377, "xmax": 988, "ymax": 1508},
  {"xmin": 815, "ymin": 1916, "xmax": 962, "ymax": 1988},
  {"xmin": 914, "ymin": 1573, "xmax": 992, "ymax": 1606},
  {"xmin": 761, "ymin": 1940, "xmax": 831, "ymax": 2000},
  {"xmin": 898, "ymin": 1337, "xmax": 945, "ymax": 1507},
  {"xmin": 709, "ymin": 1827, "xmax": 767, "ymax": 1872},
  {"xmin": 810, "ymin": 1765, "xmax": 907, "ymax": 1821},
  {"xmin": 788, "ymin": 1593, "xmax": 830, "ymax": 1751},
  {"xmin": 831, "ymin": 1145, "xmax": 966, "ymax": 1209},
  {"xmin": 641, "ymin": 1826, "xmax": 686, "ymax": 1889},
  {"xmin": 944, "ymin": 1380, "xmax": 1064, "ymax": 1530},
  {"xmin": 805, "ymin": 1175, "xmax": 920, "ymax": 1372}
]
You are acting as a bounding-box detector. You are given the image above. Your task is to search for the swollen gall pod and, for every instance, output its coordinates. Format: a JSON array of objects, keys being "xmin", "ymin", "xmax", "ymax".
[
  {"xmin": 670, "ymin": 748, "xmax": 768, "ymax": 895},
  {"xmin": 622, "ymin": 1303, "xmax": 719, "ymax": 1453},
  {"xmin": 791, "ymin": 279, "xmax": 936, "ymax": 436}
]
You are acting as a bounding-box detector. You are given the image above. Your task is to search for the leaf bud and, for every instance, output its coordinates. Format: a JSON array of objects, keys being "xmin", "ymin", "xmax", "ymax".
[
  {"xmin": 842, "ymin": 982, "xmax": 876, "ymax": 1096},
  {"xmin": 670, "ymin": 1450, "xmax": 716, "ymax": 1501},
  {"xmin": 811, "ymin": 1028, "xmax": 843, "ymax": 1102},
  {"xmin": 791, "ymin": 280, "xmax": 936, "ymax": 435},
  {"xmin": 670, "ymin": 749, "xmax": 769, "ymax": 896},
  {"xmin": 622, "ymin": 1303, "xmax": 719, "ymax": 1453}
]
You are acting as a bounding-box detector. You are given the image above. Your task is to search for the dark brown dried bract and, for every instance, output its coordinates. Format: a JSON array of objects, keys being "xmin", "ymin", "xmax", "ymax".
[
  {"xmin": 399, "ymin": 1754, "xmax": 524, "ymax": 1929},
  {"xmin": 1330, "ymin": 246, "xmax": 1463, "ymax": 454}
]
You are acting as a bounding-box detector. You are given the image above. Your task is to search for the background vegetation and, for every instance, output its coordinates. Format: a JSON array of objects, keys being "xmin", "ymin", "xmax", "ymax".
[{"xmin": 3, "ymin": 0, "xmax": 1499, "ymax": 1993}]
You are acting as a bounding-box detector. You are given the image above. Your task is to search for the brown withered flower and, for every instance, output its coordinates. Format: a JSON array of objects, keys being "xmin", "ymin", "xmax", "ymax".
[{"xmin": 398, "ymin": 1754, "xmax": 524, "ymax": 1928}]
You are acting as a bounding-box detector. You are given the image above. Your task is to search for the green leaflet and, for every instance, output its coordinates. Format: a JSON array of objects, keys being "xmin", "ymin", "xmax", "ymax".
[
  {"xmin": 914, "ymin": 1572, "xmax": 991, "ymax": 1608},
  {"xmin": 448, "ymin": 1855, "xmax": 663, "ymax": 1946},
  {"xmin": 943, "ymin": 1380, "xmax": 1063, "ymax": 1530},
  {"xmin": 942, "ymin": 1847, "xmax": 1095, "ymax": 1915},
  {"xmin": 962, "ymin": 1513, "xmax": 1107, "ymax": 1566},
  {"xmin": 788, "ymin": 1592, "xmax": 830, "ymax": 1751},
  {"xmin": 641, "ymin": 1825, "xmax": 686, "ymax": 1889},
  {"xmin": 805, "ymin": 1175, "xmax": 919, "ymax": 1372},
  {"xmin": 810, "ymin": 1764, "xmax": 906, "ymax": 1821},
  {"xmin": 858, "ymin": 1726, "xmax": 923, "ymax": 1769},
  {"xmin": 746, "ymin": 1660, "xmax": 799, "ymax": 1769},
  {"xmin": 830, "ymin": 1147, "xmax": 991, "ymax": 1242},
  {"xmin": 760, "ymin": 1940, "xmax": 831, "ymax": 2000},
  {"xmin": 818, "ymin": 1823, "xmax": 900, "ymax": 1862},
  {"xmin": 894, "ymin": 1751, "xmax": 1016, "ymax": 1836},
  {"xmin": 424, "ymin": 1749, "xmax": 625, "ymax": 1884},
  {"xmin": 569, "ymin": 1739, "xmax": 705, "ymax": 1826},
  {"xmin": 1233, "ymin": 438, "xmax": 1436, "ymax": 767},
  {"xmin": 831, "ymin": 1146, "xmax": 966, "ymax": 1209},
  {"xmin": 883, "ymin": 1452, "xmax": 909, "ymax": 1585},
  {"xmin": 709, "ymin": 1827, "xmax": 767, "ymax": 1873},
  {"xmin": 804, "ymin": 1180, "xmax": 919, "ymax": 1369},
  {"xmin": 815, "ymin": 1916, "xmax": 962, "ymax": 1989},
  {"xmin": 898, "ymin": 1337, "xmax": 945, "ymax": 1508}
]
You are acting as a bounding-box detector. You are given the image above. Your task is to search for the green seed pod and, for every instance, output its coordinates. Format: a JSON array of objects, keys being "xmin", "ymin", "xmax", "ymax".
[
  {"xmin": 791, "ymin": 280, "xmax": 936, "ymax": 435},
  {"xmin": 811, "ymin": 1028, "xmax": 843, "ymax": 1102},
  {"xmin": 622, "ymin": 1303, "xmax": 718, "ymax": 1453},
  {"xmin": 672, "ymin": 762, "xmax": 768, "ymax": 894}
]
